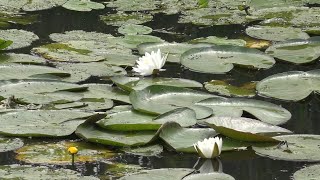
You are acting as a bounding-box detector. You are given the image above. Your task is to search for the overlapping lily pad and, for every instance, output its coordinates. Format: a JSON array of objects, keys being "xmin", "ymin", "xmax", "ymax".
[
  {"xmin": 293, "ymin": 164, "xmax": 320, "ymax": 180},
  {"xmin": 205, "ymin": 117, "xmax": 292, "ymax": 142},
  {"xmin": 118, "ymin": 24, "xmax": 152, "ymax": 35},
  {"xmin": 0, "ymin": 137, "xmax": 23, "ymax": 152},
  {"xmin": 49, "ymin": 30, "xmax": 115, "ymax": 43},
  {"xmin": 180, "ymin": 45, "xmax": 275, "ymax": 73},
  {"xmin": 119, "ymin": 168, "xmax": 194, "ymax": 180},
  {"xmin": 0, "ymin": 0, "xmax": 68, "ymax": 11},
  {"xmin": 0, "ymin": 53, "xmax": 48, "ymax": 65},
  {"xmin": 189, "ymin": 36, "xmax": 246, "ymax": 46},
  {"xmin": 117, "ymin": 35, "xmax": 165, "ymax": 49},
  {"xmin": 0, "ymin": 29, "xmax": 39, "ymax": 50},
  {"xmin": 15, "ymin": 140, "xmax": 115, "ymax": 164},
  {"xmin": 204, "ymin": 80, "xmax": 256, "ymax": 97},
  {"xmin": 62, "ymin": 0, "xmax": 105, "ymax": 12},
  {"xmin": 106, "ymin": 0, "xmax": 159, "ymax": 11},
  {"xmin": 100, "ymin": 11, "xmax": 153, "ymax": 26},
  {"xmin": 0, "ymin": 7, "xmax": 37, "ymax": 27},
  {"xmin": 253, "ymin": 134, "xmax": 320, "ymax": 162},
  {"xmin": 256, "ymin": 70, "xmax": 320, "ymax": 101},
  {"xmin": 122, "ymin": 144, "xmax": 163, "ymax": 156},
  {"xmin": 182, "ymin": 172, "xmax": 235, "ymax": 180},
  {"xmin": 0, "ymin": 39, "xmax": 12, "ymax": 50}
]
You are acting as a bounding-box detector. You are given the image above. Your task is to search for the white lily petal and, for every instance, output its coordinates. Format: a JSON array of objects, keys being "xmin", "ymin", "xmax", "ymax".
[{"xmin": 194, "ymin": 137, "xmax": 223, "ymax": 159}]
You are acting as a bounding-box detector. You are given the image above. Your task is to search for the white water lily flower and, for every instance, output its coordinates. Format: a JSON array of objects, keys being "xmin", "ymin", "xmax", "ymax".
[
  {"xmin": 132, "ymin": 49, "xmax": 167, "ymax": 76},
  {"xmin": 194, "ymin": 137, "xmax": 222, "ymax": 159}
]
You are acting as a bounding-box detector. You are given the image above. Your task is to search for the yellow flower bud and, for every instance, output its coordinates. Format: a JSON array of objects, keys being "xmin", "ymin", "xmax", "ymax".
[{"xmin": 68, "ymin": 147, "xmax": 78, "ymax": 154}]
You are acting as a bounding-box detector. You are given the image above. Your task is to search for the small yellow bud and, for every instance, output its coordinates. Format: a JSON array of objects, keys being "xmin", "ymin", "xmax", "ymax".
[{"xmin": 68, "ymin": 147, "xmax": 78, "ymax": 154}]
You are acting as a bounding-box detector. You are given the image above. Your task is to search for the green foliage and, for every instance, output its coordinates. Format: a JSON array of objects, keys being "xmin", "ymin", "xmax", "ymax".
[
  {"xmin": 198, "ymin": 0, "xmax": 209, "ymax": 8},
  {"xmin": 0, "ymin": 39, "xmax": 12, "ymax": 50}
]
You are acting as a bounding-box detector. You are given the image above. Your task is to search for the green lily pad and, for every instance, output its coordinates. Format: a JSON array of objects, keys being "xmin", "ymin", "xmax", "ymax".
[
  {"xmin": 159, "ymin": 122, "xmax": 218, "ymax": 153},
  {"xmin": 15, "ymin": 140, "xmax": 115, "ymax": 164},
  {"xmin": 180, "ymin": 45, "xmax": 275, "ymax": 74},
  {"xmin": 0, "ymin": 164, "xmax": 99, "ymax": 179},
  {"xmin": 62, "ymin": 0, "xmax": 105, "ymax": 12},
  {"xmin": 0, "ymin": 137, "xmax": 23, "ymax": 152},
  {"xmin": 119, "ymin": 168, "xmax": 195, "ymax": 180},
  {"xmin": 49, "ymin": 30, "xmax": 115, "ymax": 43},
  {"xmin": 256, "ymin": 70, "xmax": 320, "ymax": 101},
  {"xmin": 0, "ymin": 29, "xmax": 39, "ymax": 50},
  {"xmin": 53, "ymin": 98, "xmax": 114, "ymax": 111},
  {"xmin": 248, "ymin": 0, "xmax": 303, "ymax": 10},
  {"xmin": 118, "ymin": 24, "xmax": 152, "ymax": 35},
  {"xmin": 293, "ymin": 164, "xmax": 320, "ymax": 180},
  {"xmin": 253, "ymin": 134, "xmax": 320, "ymax": 162},
  {"xmin": 183, "ymin": 172, "xmax": 235, "ymax": 180},
  {"xmin": 0, "ymin": 0, "xmax": 68, "ymax": 11},
  {"xmin": 204, "ymin": 80, "xmax": 256, "ymax": 97},
  {"xmin": 0, "ymin": 110, "xmax": 93, "ymax": 137},
  {"xmin": 189, "ymin": 36, "xmax": 246, "ymax": 46},
  {"xmin": 111, "ymin": 76, "xmax": 202, "ymax": 91},
  {"xmin": 117, "ymin": 35, "xmax": 165, "ymax": 49},
  {"xmin": 100, "ymin": 163, "xmax": 143, "ymax": 179},
  {"xmin": 106, "ymin": 0, "xmax": 159, "ymax": 11},
  {"xmin": 265, "ymin": 36, "xmax": 320, "ymax": 64},
  {"xmin": 103, "ymin": 53, "xmax": 138, "ymax": 66},
  {"xmin": 122, "ymin": 144, "xmax": 163, "ymax": 156},
  {"xmin": 130, "ymin": 85, "xmax": 214, "ymax": 118},
  {"xmin": 205, "ymin": 116, "xmax": 291, "ymax": 142},
  {"xmin": 0, "ymin": 53, "xmax": 48, "ymax": 65},
  {"xmin": 76, "ymin": 123, "xmax": 157, "ymax": 147},
  {"xmin": 0, "ymin": 39, "xmax": 12, "ymax": 50},
  {"xmin": 246, "ymin": 26, "xmax": 310, "ymax": 42},
  {"xmin": 196, "ymin": 97, "xmax": 291, "ymax": 125},
  {"xmin": 100, "ymin": 11, "xmax": 153, "ymax": 26},
  {"xmin": 0, "ymin": 7, "xmax": 38, "ymax": 27}
]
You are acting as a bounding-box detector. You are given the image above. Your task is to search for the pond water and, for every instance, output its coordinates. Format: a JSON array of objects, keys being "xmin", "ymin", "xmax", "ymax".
[{"xmin": 0, "ymin": 1, "xmax": 320, "ymax": 180}]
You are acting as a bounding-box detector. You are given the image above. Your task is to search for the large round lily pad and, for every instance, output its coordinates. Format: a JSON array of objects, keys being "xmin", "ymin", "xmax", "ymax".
[
  {"xmin": 0, "ymin": 0, "xmax": 68, "ymax": 11},
  {"xmin": 0, "ymin": 137, "xmax": 23, "ymax": 152},
  {"xmin": 62, "ymin": 0, "xmax": 105, "ymax": 12},
  {"xmin": 180, "ymin": 45, "xmax": 275, "ymax": 73},
  {"xmin": 15, "ymin": 140, "xmax": 115, "ymax": 164},
  {"xmin": 182, "ymin": 172, "xmax": 235, "ymax": 180},
  {"xmin": 119, "ymin": 168, "xmax": 194, "ymax": 180},
  {"xmin": 253, "ymin": 134, "xmax": 320, "ymax": 162},
  {"xmin": 293, "ymin": 164, "xmax": 320, "ymax": 180},
  {"xmin": 0, "ymin": 29, "xmax": 39, "ymax": 50},
  {"xmin": 205, "ymin": 116, "xmax": 292, "ymax": 142}
]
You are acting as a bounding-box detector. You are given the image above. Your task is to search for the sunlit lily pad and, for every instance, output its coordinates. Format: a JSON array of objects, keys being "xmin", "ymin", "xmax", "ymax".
[
  {"xmin": 265, "ymin": 36, "xmax": 320, "ymax": 64},
  {"xmin": 180, "ymin": 45, "xmax": 275, "ymax": 73},
  {"xmin": 100, "ymin": 11, "xmax": 153, "ymax": 26},
  {"xmin": 118, "ymin": 24, "xmax": 152, "ymax": 35},
  {"xmin": 111, "ymin": 76, "xmax": 202, "ymax": 91},
  {"xmin": 246, "ymin": 26, "xmax": 310, "ymax": 41},
  {"xmin": 293, "ymin": 164, "xmax": 320, "ymax": 180},
  {"xmin": 49, "ymin": 30, "xmax": 115, "ymax": 43},
  {"xmin": 103, "ymin": 53, "xmax": 138, "ymax": 66},
  {"xmin": 189, "ymin": 36, "xmax": 246, "ymax": 46},
  {"xmin": 204, "ymin": 80, "xmax": 256, "ymax": 97},
  {"xmin": 122, "ymin": 144, "xmax": 163, "ymax": 156},
  {"xmin": 76, "ymin": 123, "xmax": 157, "ymax": 147},
  {"xmin": 0, "ymin": 29, "xmax": 39, "ymax": 50},
  {"xmin": 0, "ymin": 137, "xmax": 23, "ymax": 152},
  {"xmin": 205, "ymin": 116, "xmax": 291, "ymax": 142},
  {"xmin": 106, "ymin": 0, "xmax": 159, "ymax": 11},
  {"xmin": 117, "ymin": 35, "xmax": 165, "ymax": 49},
  {"xmin": 119, "ymin": 168, "xmax": 195, "ymax": 180},
  {"xmin": 256, "ymin": 70, "xmax": 320, "ymax": 101},
  {"xmin": 0, "ymin": 110, "xmax": 93, "ymax": 137},
  {"xmin": 253, "ymin": 134, "xmax": 320, "ymax": 162},
  {"xmin": 62, "ymin": 0, "xmax": 105, "ymax": 12},
  {"xmin": 248, "ymin": 0, "xmax": 303, "ymax": 10},
  {"xmin": 0, "ymin": 53, "xmax": 48, "ymax": 65},
  {"xmin": 0, "ymin": 164, "xmax": 98, "ymax": 179},
  {"xmin": 15, "ymin": 140, "xmax": 115, "ymax": 164},
  {"xmin": 196, "ymin": 97, "xmax": 291, "ymax": 125},
  {"xmin": 0, "ymin": 0, "xmax": 68, "ymax": 11},
  {"xmin": 183, "ymin": 172, "xmax": 235, "ymax": 180}
]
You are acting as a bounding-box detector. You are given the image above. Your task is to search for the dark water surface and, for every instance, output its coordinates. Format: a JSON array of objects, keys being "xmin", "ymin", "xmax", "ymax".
[{"xmin": 3, "ymin": 6, "xmax": 320, "ymax": 180}]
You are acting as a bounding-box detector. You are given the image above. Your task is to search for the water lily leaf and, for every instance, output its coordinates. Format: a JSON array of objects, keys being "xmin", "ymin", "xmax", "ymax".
[
  {"xmin": 0, "ymin": 110, "xmax": 93, "ymax": 137},
  {"xmin": 248, "ymin": 0, "xmax": 303, "ymax": 10},
  {"xmin": 293, "ymin": 164, "xmax": 320, "ymax": 180},
  {"xmin": 103, "ymin": 53, "xmax": 138, "ymax": 66},
  {"xmin": 0, "ymin": 39, "xmax": 12, "ymax": 50},
  {"xmin": 189, "ymin": 36, "xmax": 246, "ymax": 46},
  {"xmin": 130, "ymin": 85, "xmax": 214, "ymax": 118},
  {"xmin": 106, "ymin": 0, "xmax": 159, "ymax": 11},
  {"xmin": 205, "ymin": 116, "xmax": 292, "ymax": 142},
  {"xmin": 196, "ymin": 97, "xmax": 291, "ymax": 125},
  {"xmin": 0, "ymin": 164, "xmax": 99, "ymax": 179},
  {"xmin": 100, "ymin": 11, "xmax": 153, "ymax": 26},
  {"xmin": 0, "ymin": 137, "xmax": 23, "ymax": 152},
  {"xmin": 62, "ymin": 0, "xmax": 105, "ymax": 12},
  {"xmin": 0, "ymin": 0, "xmax": 68, "ymax": 11},
  {"xmin": 76, "ymin": 123, "xmax": 157, "ymax": 147},
  {"xmin": 253, "ymin": 134, "xmax": 320, "ymax": 162},
  {"xmin": 180, "ymin": 45, "xmax": 275, "ymax": 74},
  {"xmin": 0, "ymin": 29, "xmax": 39, "ymax": 50},
  {"xmin": 0, "ymin": 7, "xmax": 38, "ymax": 27},
  {"xmin": 244, "ymin": 37, "xmax": 271, "ymax": 49},
  {"xmin": 119, "ymin": 168, "xmax": 195, "ymax": 180},
  {"xmin": 49, "ymin": 30, "xmax": 115, "ymax": 43},
  {"xmin": 265, "ymin": 36, "xmax": 320, "ymax": 64},
  {"xmin": 111, "ymin": 76, "xmax": 202, "ymax": 91},
  {"xmin": 78, "ymin": 99, "xmax": 114, "ymax": 111},
  {"xmin": 122, "ymin": 144, "xmax": 163, "ymax": 156},
  {"xmin": 118, "ymin": 24, "xmax": 152, "ymax": 35},
  {"xmin": 246, "ymin": 26, "xmax": 310, "ymax": 42},
  {"xmin": 204, "ymin": 80, "xmax": 256, "ymax": 97},
  {"xmin": 117, "ymin": 35, "xmax": 165, "ymax": 49},
  {"xmin": 100, "ymin": 163, "xmax": 143, "ymax": 179},
  {"xmin": 0, "ymin": 53, "xmax": 48, "ymax": 65},
  {"xmin": 0, "ymin": 64, "xmax": 69, "ymax": 81},
  {"xmin": 137, "ymin": 42, "xmax": 213, "ymax": 63},
  {"xmin": 15, "ymin": 140, "xmax": 115, "ymax": 164},
  {"xmin": 256, "ymin": 70, "xmax": 320, "ymax": 101},
  {"xmin": 183, "ymin": 172, "xmax": 235, "ymax": 180},
  {"xmin": 159, "ymin": 122, "xmax": 218, "ymax": 153}
]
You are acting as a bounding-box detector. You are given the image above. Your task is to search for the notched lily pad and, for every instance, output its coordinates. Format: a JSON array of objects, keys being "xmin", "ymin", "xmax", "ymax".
[{"xmin": 204, "ymin": 80, "xmax": 256, "ymax": 97}]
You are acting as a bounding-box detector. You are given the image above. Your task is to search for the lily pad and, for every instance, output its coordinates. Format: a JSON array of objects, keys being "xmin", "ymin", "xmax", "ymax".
[
  {"xmin": 0, "ymin": 137, "xmax": 23, "ymax": 152},
  {"xmin": 0, "ymin": 0, "xmax": 68, "ymax": 11},
  {"xmin": 0, "ymin": 110, "xmax": 93, "ymax": 137},
  {"xmin": 253, "ymin": 134, "xmax": 320, "ymax": 162},
  {"xmin": 103, "ymin": 53, "xmax": 138, "ymax": 66},
  {"xmin": 205, "ymin": 116, "xmax": 292, "ymax": 142},
  {"xmin": 122, "ymin": 144, "xmax": 163, "ymax": 156},
  {"xmin": 118, "ymin": 24, "xmax": 152, "ymax": 35},
  {"xmin": 0, "ymin": 8, "xmax": 37, "ymax": 27},
  {"xmin": 0, "ymin": 164, "xmax": 99, "ymax": 179},
  {"xmin": 49, "ymin": 30, "xmax": 115, "ymax": 43},
  {"xmin": 204, "ymin": 80, "xmax": 256, "ymax": 97},
  {"xmin": 196, "ymin": 97, "xmax": 291, "ymax": 125},
  {"xmin": 100, "ymin": 11, "xmax": 153, "ymax": 26},
  {"xmin": 256, "ymin": 70, "xmax": 320, "ymax": 101},
  {"xmin": 183, "ymin": 172, "xmax": 235, "ymax": 180},
  {"xmin": 117, "ymin": 35, "xmax": 165, "ymax": 49},
  {"xmin": 180, "ymin": 45, "xmax": 275, "ymax": 74},
  {"xmin": 246, "ymin": 26, "xmax": 310, "ymax": 42},
  {"xmin": 15, "ymin": 140, "xmax": 115, "ymax": 164},
  {"xmin": 189, "ymin": 36, "xmax": 246, "ymax": 46},
  {"xmin": 62, "ymin": 0, "xmax": 105, "ymax": 12},
  {"xmin": 119, "ymin": 168, "xmax": 194, "ymax": 180},
  {"xmin": 76, "ymin": 123, "xmax": 157, "ymax": 147},
  {"xmin": 106, "ymin": 0, "xmax": 159, "ymax": 11},
  {"xmin": 0, "ymin": 39, "xmax": 12, "ymax": 50},
  {"xmin": 293, "ymin": 164, "xmax": 320, "ymax": 180},
  {"xmin": 0, "ymin": 29, "xmax": 39, "ymax": 50},
  {"xmin": 265, "ymin": 36, "xmax": 320, "ymax": 64},
  {"xmin": 0, "ymin": 53, "xmax": 48, "ymax": 65}
]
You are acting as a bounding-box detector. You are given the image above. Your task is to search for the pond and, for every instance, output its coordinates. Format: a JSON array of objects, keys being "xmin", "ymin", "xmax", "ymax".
[{"xmin": 0, "ymin": 0, "xmax": 320, "ymax": 179}]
